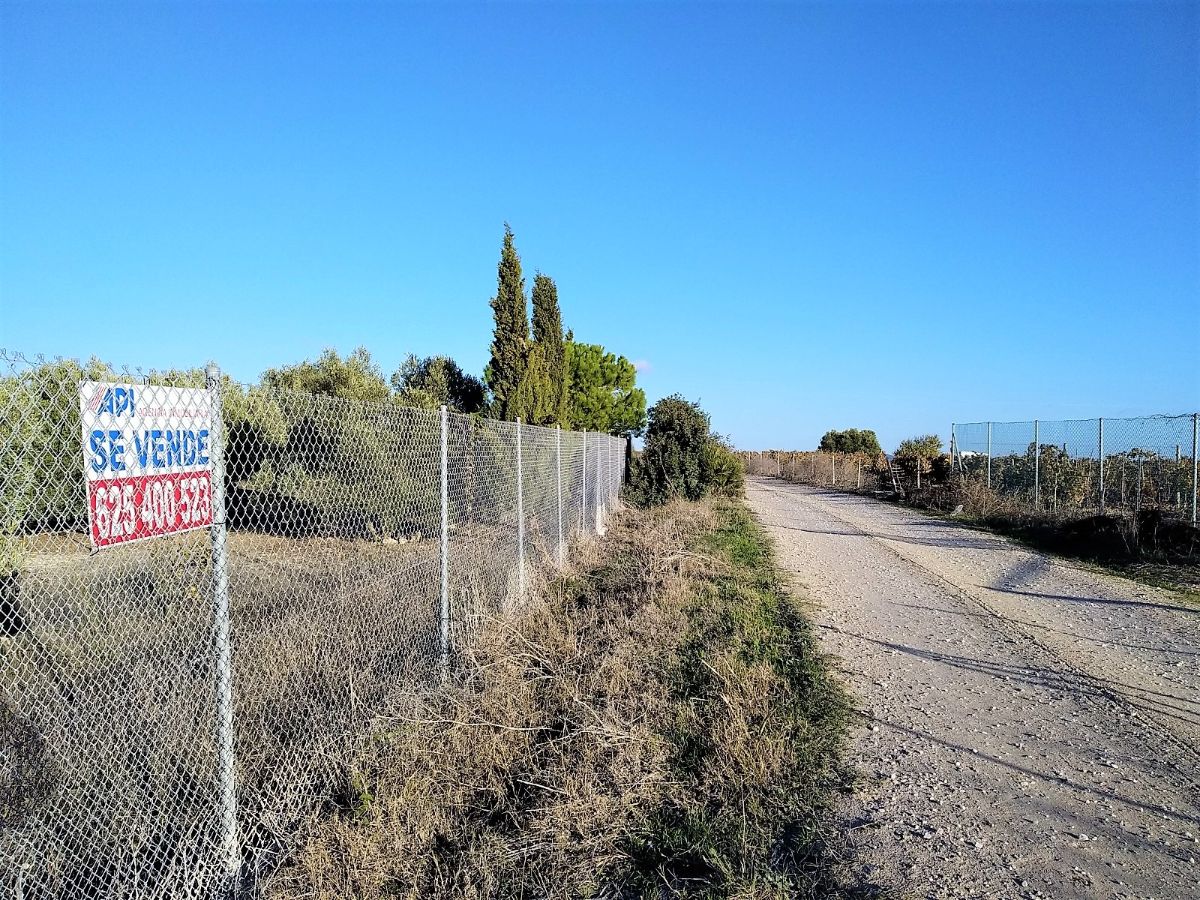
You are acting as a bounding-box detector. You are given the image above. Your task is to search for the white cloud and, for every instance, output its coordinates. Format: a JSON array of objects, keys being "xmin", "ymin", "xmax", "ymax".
[{"xmin": 632, "ymin": 359, "xmax": 652, "ymax": 373}]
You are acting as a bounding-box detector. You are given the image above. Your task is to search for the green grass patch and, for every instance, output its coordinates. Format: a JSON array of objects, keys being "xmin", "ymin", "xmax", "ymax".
[{"xmin": 623, "ymin": 500, "xmax": 863, "ymax": 899}]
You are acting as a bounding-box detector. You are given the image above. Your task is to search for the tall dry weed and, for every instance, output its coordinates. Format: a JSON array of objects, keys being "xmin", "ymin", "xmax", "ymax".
[{"xmin": 267, "ymin": 501, "xmax": 717, "ymax": 899}]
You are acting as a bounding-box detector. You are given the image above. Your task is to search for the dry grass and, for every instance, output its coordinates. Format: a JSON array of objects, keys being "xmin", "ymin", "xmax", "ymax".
[{"xmin": 265, "ymin": 498, "xmax": 860, "ymax": 900}]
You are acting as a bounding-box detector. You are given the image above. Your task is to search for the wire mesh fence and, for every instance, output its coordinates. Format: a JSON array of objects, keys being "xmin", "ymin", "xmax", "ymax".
[
  {"xmin": 743, "ymin": 414, "xmax": 1199, "ymax": 529},
  {"xmin": 741, "ymin": 449, "xmax": 886, "ymax": 494},
  {"xmin": 952, "ymin": 415, "xmax": 1198, "ymax": 524},
  {"xmin": 0, "ymin": 348, "xmax": 626, "ymax": 899}
]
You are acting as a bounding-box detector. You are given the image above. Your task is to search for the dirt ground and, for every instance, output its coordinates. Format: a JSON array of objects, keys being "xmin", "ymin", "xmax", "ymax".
[{"xmin": 745, "ymin": 477, "xmax": 1200, "ymax": 900}]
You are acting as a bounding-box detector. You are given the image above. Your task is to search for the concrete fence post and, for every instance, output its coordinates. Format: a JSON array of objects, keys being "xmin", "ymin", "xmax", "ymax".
[
  {"xmin": 204, "ymin": 363, "xmax": 240, "ymax": 891},
  {"xmin": 439, "ymin": 406, "xmax": 450, "ymax": 680}
]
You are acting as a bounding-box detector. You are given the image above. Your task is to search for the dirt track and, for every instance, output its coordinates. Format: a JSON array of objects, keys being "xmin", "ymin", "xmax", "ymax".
[{"xmin": 745, "ymin": 477, "xmax": 1200, "ymax": 900}]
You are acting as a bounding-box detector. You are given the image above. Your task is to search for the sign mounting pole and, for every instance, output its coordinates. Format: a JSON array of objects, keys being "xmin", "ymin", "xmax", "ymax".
[{"xmin": 205, "ymin": 363, "xmax": 240, "ymax": 891}]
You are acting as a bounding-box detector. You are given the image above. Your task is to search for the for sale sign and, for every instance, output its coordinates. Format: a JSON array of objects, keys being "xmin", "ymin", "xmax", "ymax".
[{"xmin": 79, "ymin": 381, "xmax": 215, "ymax": 548}]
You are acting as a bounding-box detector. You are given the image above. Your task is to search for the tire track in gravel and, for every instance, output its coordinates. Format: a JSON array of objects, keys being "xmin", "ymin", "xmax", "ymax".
[
  {"xmin": 753, "ymin": 480, "xmax": 1200, "ymax": 776},
  {"xmin": 745, "ymin": 477, "xmax": 1200, "ymax": 900}
]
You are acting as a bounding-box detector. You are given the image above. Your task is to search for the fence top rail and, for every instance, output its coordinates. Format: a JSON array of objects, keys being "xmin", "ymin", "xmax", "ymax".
[{"xmin": 955, "ymin": 413, "xmax": 1199, "ymax": 428}]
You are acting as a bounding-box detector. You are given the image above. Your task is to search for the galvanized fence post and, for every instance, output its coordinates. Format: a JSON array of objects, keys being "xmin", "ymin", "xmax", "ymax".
[
  {"xmin": 439, "ymin": 406, "xmax": 450, "ymax": 680},
  {"xmin": 598, "ymin": 435, "xmax": 606, "ymax": 531},
  {"xmin": 595, "ymin": 434, "xmax": 604, "ymax": 534},
  {"xmin": 1135, "ymin": 453, "xmax": 1144, "ymax": 516},
  {"xmin": 1033, "ymin": 419, "xmax": 1040, "ymax": 509},
  {"xmin": 556, "ymin": 425, "xmax": 564, "ymax": 567},
  {"xmin": 516, "ymin": 419, "xmax": 525, "ymax": 598},
  {"xmin": 986, "ymin": 421, "xmax": 992, "ymax": 489},
  {"xmin": 582, "ymin": 429, "xmax": 587, "ymax": 534},
  {"xmin": 831, "ymin": 452, "xmax": 836, "ymax": 485},
  {"xmin": 1098, "ymin": 418, "xmax": 1105, "ymax": 514},
  {"xmin": 1177, "ymin": 444, "xmax": 1183, "ymax": 510},
  {"xmin": 607, "ymin": 437, "xmax": 614, "ymax": 510},
  {"xmin": 1192, "ymin": 413, "xmax": 1198, "ymax": 528},
  {"xmin": 204, "ymin": 363, "xmax": 240, "ymax": 891}
]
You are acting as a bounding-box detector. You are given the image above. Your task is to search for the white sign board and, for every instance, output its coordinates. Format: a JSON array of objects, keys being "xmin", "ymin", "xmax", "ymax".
[{"xmin": 79, "ymin": 381, "xmax": 215, "ymax": 548}]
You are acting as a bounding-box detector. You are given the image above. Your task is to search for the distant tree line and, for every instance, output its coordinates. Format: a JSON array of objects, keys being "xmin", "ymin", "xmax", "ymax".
[
  {"xmin": 0, "ymin": 223, "xmax": 652, "ymax": 552},
  {"xmin": 226, "ymin": 221, "xmax": 648, "ymax": 436},
  {"xmin": 485, "ymin": 223, "xmax": 646, "ymax": 436}
]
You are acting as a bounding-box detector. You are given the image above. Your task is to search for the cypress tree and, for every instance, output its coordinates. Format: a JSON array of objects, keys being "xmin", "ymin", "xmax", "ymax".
[
  {"xmin": 530, "ymin": 273, "xmax": 567, "ymax": 426},
  {"xmin": 512, "ymin": 344, "xmax": 550, "ymax": 424},
  {"xmin": 485, "ymin": 223, "xmax": 529, "ymax": 420}
]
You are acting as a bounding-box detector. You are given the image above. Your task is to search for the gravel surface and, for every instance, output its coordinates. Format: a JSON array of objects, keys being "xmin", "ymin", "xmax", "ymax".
[{"xmin": 745, "ymin": 477, "xmax": 1200, "ymax": 900}]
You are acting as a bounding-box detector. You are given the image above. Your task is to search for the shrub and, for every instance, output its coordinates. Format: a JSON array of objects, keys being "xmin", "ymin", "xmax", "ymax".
[
  {"xmin": 700, "ymin": 437, "xmax": 745, "ymax": 498},
  {"xmin": 629, "ymin": 395, "xmax": 744, "ymax": 506}
]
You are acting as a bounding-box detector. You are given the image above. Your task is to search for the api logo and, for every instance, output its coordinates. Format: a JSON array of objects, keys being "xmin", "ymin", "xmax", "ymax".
[{"xmin": 93, "ymin": 386, "xmax": 137, "ymax": 416}]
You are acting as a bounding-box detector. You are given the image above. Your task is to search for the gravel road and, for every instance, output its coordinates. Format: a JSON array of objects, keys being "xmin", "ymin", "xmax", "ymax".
[{"xmin": 745, "ymin": 477, "xmax": 1200, "ymax": 900}]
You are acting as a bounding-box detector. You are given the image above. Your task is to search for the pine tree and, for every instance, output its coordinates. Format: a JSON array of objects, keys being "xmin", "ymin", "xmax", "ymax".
[
  {"xmin": 563, "ymin": 339, "xmax": 647, "ymax": 437},
  {"xmin": 529, "ymin": 273, "xmax": 567, "ymax": 426},
  {"xmin": 485, "ymin": 223, "xmax": 528, "ymax": 420}
]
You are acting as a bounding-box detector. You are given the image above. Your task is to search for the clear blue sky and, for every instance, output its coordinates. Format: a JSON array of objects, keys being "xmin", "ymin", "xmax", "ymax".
[{"xmin": 1, "ymin": 1, "xmax": 1196, "ymax": 451}]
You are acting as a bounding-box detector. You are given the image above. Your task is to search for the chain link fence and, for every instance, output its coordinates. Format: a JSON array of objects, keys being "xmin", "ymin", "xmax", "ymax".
[
  {"xmin": 743, "ymin": 414, "xmax": 1199, "ymax": 529},
  {"xmin": 742, "ymin": 450, "xmax": 886, "ymax": 494},
  {"xmin": 952, "ymin": 415, "xmax": 1198, "ymax": 524},
  {"xmin": 0, "ymin": 348, "xmax": 626, "ymax": 898}
]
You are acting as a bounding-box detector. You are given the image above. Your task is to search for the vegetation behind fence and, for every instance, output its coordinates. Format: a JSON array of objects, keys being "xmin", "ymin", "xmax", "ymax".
[
  {"xmin": 952, "ymin": 415, "xmax": 1198, "ymax": 524},
  {"xmin": 0, "ymin": 348, "xmax": 626, "ymax": 898}
]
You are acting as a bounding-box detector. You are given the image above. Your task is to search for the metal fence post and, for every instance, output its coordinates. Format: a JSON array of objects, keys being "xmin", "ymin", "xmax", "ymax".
[
  {"xmin": 1033, "ymin": 419, "xmax": 1040, "ymax": 509},
  {"xmin": 516, "ymin": 419, "xmax": 525, "ymax": 598},
  {"xmin": 204, "ymin": 363, "xmax": 240, "ymax": 890},
  {"xmin": 1098, "ymin": 418, "xmax": 1105, "ymax": 514},
  {"xmin": 439, "ymin": 406, "xmax": 450, "ymax": 680},
  {"xmin": 1192, "ymin": 413, "xmax": 1198, "ymax": 528},
  {"xmin": 595, "ymin": 434, "xmax": 604, "ymax": 534},
  {"xmin": 607, "ymin": 437, "xmax": 614, "ymax": 509},
  {"xmin": 986, "ymin": 421, "xmax": 993, "ymax": 489},
  {"xmin": 556, "ymin": 425, "xmax": 564, "ymax": 567},
  {"xmin": 582, "ymin": 429, "xmax": 587, "ymax": 534},
  {"xmin": 831, "ymin": 453, "xmax": 836, "ymax": 485},
  {"xmin": 598, "ymin": 435, "xmax": 605, "ymax": 530}
]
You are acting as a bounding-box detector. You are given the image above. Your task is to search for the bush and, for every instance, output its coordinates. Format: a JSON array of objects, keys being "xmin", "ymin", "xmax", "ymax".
[
  {"xmin": 700, "ymin": 438, "xmax": 745, "ymax": 498},
  {"xmin": 628, "ymin": 395, "xmax": 744, "ymax": 506}
]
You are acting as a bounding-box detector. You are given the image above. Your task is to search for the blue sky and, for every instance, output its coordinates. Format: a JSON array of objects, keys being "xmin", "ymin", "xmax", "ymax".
[{"xmin": 1, "ymin": 1, "xmax": 1196, "ymax": 451}]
